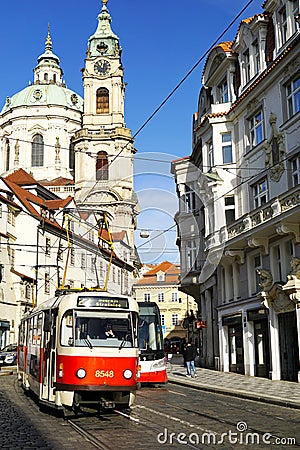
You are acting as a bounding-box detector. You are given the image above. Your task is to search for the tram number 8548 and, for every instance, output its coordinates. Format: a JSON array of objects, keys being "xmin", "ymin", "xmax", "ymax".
[{"xmin": 95, "ymin": 370, "xmax": 115, "ymax": 378}]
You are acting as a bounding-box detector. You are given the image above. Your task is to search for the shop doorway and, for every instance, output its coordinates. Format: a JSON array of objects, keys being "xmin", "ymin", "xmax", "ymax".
[
  {"xmin": 278, "ymin": 310, "xmax": 299, "ymax": 382},
  {"xmin": 254, "ymin": 320, "xmax": 270, "ymax": 378},
  {"xmin": 228, "ymin": 324, "xmax": 244, "ymax": 374}
]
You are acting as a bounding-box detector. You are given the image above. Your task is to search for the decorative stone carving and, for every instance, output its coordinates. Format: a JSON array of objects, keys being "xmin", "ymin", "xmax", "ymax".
[
  {"xmin": 263, "ymin": 113, "xmax": 285, "ymax": 182},
  {"xmin": 276, "ymin": 222, "xmax": 300, "ymax": 242},
  {"xmin": 224, "ymin": 250, "xmax": 245, "ymax": 264},
  {"xmin": 247, "ymin": 237, "xmax": 269, "ymax": 254},
  {"xmin": 257, "ymin": 268, "xmax": 296, "ymax": 313}
]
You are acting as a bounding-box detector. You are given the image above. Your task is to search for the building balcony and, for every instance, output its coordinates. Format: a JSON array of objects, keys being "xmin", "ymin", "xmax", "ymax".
[{"xmin": 206, "ymin": 184, "xmax": 300, "ymax": 253}]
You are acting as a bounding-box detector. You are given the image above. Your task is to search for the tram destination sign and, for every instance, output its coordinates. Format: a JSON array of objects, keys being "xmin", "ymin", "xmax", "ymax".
[{"xmin": 77, "ymin": 296, "xmax": 129, "ymax": 309}]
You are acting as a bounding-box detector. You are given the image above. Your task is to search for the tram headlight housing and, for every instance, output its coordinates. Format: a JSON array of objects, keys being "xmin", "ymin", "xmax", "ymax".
[
  {"xmin": 76, "ymin": 368, "xmax": 86, "ymax": 379},
  {"xmin": 123, "ymin": 369, "xmax": 132, "ymax": 380}
]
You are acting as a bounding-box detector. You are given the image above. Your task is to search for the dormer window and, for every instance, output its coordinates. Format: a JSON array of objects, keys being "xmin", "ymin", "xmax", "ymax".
[
  {"xmin": 279, "ymin": 5, "xmax": 288, "ymax": 45},
  {"xmin": 253, "ymin": 40, "xmax": 260, "ymax": 73},
  {"xmin": 157, "ymin": 272, "xmax": 165, "ymax": 282},
  {"xmin": 243, "ymin": 49, "xmax": 250, "ymax": 84},
  {"xmin": 218, "ymin": 78, "xmax": 228, "ymax": 103}
]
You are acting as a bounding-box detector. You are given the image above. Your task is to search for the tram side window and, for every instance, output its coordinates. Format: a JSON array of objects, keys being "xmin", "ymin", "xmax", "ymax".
[
  {"xmin": 37, "ymin": 314, "xmax": 43, "ymax": 346},
  {"xmin": 61, "ymin": 310, "xmax": 74, "ymax": 346},
  {"xmin": 29, "ymin": 318, "xmax": 34, "ymax": 344}
]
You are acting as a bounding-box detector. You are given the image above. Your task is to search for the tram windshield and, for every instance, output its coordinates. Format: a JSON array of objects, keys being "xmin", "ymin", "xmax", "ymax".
[
  {"xmin": 138, "ymin": 304, "xmax": 164, "ymax": 351},
  {"xmin": 60, "ymin": 310, "xmax": 138, "ymax": 348}
]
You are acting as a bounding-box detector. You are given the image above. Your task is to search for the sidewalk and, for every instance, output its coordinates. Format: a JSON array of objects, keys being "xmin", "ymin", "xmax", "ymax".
[{"xmin": 168, "ymin": 355, "xmax": 300, "ymax": 410}]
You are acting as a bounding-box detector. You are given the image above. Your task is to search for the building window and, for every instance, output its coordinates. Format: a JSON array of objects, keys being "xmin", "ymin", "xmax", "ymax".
[
  {"xmin": 253, "ymin": 40, "xmax": 260, "ymax": 73},
  {"xmin": 96, "ymin": 88, "xmax": 109, "ymax": 114},
  {"xmin": 291, "ymin": 154, "xmax": 300, "ymax": 186},
  {"xmin": 144, "ymin": 293, "xmax": 151, "ymax": 302},
  {"xmin": 248, "ymin": 111, "xmax": 264, "ymax": 147},
  {"xmin": 81, "ymin": 253, "xmax": 86, "ymax": 269},
  {"xmin": 57, "ymin": 243, "xmax": 63, "ymax": 261},
  {"xmin": 243, "ymin": 49, "xmax": 251, "ymax": 83},
  {"xmin": 158, "ymin": 292, "xmax": 164, "ymax": 302},
  {"xmin": 253, "ymin": 178, "xmax": 268, "ymax": 208},
  {"xmin": 222, "ymin": 132, "xmax": 233, "ymax": 164},
  {"xmin": 25, "ymin": 283, "xmax": 32, "ymax": 300},
  {"xmin": 185, "ymin": 185, "xmax": 196, "ymax": 212},
  {"xmin": 5, "ymin": 139, "xmax": 10, "ymax": 172},
  {"xmin": 291, "ymin": 0, "xmax": 299, "ymax": 32},
  {"xmin": 207, "ymin": 140, "xmax": 214, "ymax": 170},
  {"xmin": 287, "ymin": 75, "xmax": 300, "ymax": 118},
  {"xmin": 32, "ymin": 134, "xmax": 44, "ymax": 167},
  {"xmin": 279, "ymin": 5, "xmax": 287, "ymax": 45},
  {"xmin": 69, "ymin": 143, "xmax": 75, "ymax": 172},
  {"xmin": 157, "ymin": 273, "xmax": 165, "ymax": 282},
  {"xmin": 186, "ymin": 240, "xmax": 197, "ymax": 269},
  {"xmin": 225, "ymin": 196, "xmax": 235, "ymax": 225},
  {"xmin": 218, "ymin": 78, "xmax": 228, "ymax": 103},
  {"xmin": 253, "ymin": 254, "xmax": 262, "ymax": 294},
  {"xmin": 45, "ymin": 273, "xmax": 50, "ymax": 294},
  {"xmin": 96, "ymin": 151, "xmax": 108, "ymax": 181},
  {"xmin": 45, "ymin": 237, "xmax": 51, "ymax": 256},
  {"xmin": 171, "ymin": 314, "xmax": 179, "ymax": 326},
  {"xmin": 171, "ymin": 292, "xmax": 178, "ymax": 302},
  {"xmin": 0, "ymin": 204, "xmax": 2, "ymax": 218},
  {"xmin": 70, "ymin": 247, "xmax": 75, "ymax": 266},
  {"xmin": 161, "ymin": 314, "xmax": 165, "ymax": 326}
]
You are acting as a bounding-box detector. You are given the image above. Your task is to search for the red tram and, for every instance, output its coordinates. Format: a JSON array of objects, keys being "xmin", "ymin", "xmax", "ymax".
[
  {"xmin": 18, "ymin": 290, "xmax": 140, "ymax": 413},
  {"xmin": 138, "ymin": 302, "xmax": 167, "ymax": 384}
]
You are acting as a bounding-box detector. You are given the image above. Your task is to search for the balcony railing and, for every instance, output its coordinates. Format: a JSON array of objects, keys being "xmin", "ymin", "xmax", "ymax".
[{"xmin": 206, "ymin": 185, "xmax": 300, "ymax": 250}]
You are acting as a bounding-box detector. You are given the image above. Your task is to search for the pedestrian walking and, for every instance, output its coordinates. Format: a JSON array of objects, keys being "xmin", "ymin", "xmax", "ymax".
[{"xmin": 183, "ymin": 339, "xmax": 198, "ymax": 378}]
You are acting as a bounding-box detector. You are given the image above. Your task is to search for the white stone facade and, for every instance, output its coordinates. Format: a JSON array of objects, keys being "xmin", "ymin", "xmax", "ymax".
[{"xmin": 172, "ymin": 0, "xmax": 300, "ymax": 381}]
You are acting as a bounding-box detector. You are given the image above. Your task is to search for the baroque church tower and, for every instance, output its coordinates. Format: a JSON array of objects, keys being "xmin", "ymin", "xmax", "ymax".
[{"xmin": 73, "ymin": 0, "xmax": 139, "ymax": 252}]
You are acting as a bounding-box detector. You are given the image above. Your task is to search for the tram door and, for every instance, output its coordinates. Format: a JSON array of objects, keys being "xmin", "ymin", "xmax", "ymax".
[{"xmin": 41, "ymin": 310, "xmax": 57, "ymax": 402}]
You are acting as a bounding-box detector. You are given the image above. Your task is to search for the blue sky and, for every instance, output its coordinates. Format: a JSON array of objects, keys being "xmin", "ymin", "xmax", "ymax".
[{"xmin": 0, "ymin": 0, "xmax": 264, "ymax": 263}]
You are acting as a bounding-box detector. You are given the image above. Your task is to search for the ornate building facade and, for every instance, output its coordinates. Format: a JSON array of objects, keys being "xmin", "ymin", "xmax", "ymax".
[
  {"xmin": 172, "ymin": 0, "xmax": 300, "ymax": 381},
  {"xmin": 0, "ymin": 0, "xmax": 139, "ymax": 347}
]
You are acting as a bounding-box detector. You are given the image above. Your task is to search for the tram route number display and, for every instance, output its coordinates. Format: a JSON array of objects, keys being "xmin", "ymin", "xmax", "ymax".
[
  {"xmin": 77, "ymin": 296, "xmax": 129, "ymax": 309},
  {"xmin": 95, "ymin": 370, "xmax": 114, "ymax": 378}
]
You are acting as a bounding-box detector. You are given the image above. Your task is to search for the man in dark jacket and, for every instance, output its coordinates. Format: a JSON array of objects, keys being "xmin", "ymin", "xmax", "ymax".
[{"xmin": 183, "ymin": 339, "xmax": 198, "ymax": 378}]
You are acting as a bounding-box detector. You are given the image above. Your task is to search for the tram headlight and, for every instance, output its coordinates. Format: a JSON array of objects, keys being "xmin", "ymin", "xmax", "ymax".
[
  {"xmin": 123, "ymin": 369, "xmax": 132, "ymax": 380},
  {"xmin": 76, "ymin": 368, "xmax": 86, "ymax": 379}
]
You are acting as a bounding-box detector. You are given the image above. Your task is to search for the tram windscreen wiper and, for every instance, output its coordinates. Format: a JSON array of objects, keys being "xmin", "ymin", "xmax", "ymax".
[{"xmin": 84, "ymin": 338, "xmax": 93, "ymax": 349}]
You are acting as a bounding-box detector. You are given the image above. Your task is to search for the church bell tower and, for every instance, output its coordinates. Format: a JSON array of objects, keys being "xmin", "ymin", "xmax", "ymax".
[{"xmin": 74, "ymin": 0, "xmax": 139, "ymax": 251}]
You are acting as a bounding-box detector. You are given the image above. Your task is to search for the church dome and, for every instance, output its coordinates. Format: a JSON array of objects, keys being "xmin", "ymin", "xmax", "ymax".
[{"xmin": 1, "ymin": 84, "xmax": 83, "ymax": 114}]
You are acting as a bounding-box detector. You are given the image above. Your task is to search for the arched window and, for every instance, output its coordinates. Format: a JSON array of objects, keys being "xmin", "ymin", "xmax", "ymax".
[
  {"xmin": 5, "ymin": 139, "xmax": 10, "ymax": 171},
  {"xmin": 96, "ymin": 151, "xmax": 108, "ymax": 180},
  {"xmin": 96, "ymin": 88, "xmax": 109, "ymax": 114},
  {"xmin": 32, "ymin": 134, "xmax": 44, "ymax": 166},
  {"xmin": 69, "ymin": 142, "xmax": 75, "ymax": 172},
  {"xmin": 44, "ymin": 73, "xmax": 48, "ymax": 81},
  {"xmin": 53, "ymin": 74, "xmax": 56, "ymax": 83}
]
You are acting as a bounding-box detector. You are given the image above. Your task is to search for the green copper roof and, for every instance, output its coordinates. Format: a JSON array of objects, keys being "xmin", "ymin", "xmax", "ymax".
[{"xmin": 1, "ymin": 84, "xmax": 83, "ymax": 114}]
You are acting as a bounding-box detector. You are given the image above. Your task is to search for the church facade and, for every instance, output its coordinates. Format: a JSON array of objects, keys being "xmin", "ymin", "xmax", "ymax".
[{"xmin": 0, "ymin": 0, "xmax": 139, "ymax": 347}]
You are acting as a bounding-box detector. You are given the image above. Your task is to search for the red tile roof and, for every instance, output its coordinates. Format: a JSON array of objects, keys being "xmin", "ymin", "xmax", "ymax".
[
  {"xmin": 136, "ymin": 261, "xmax": 180, "ymax": 285},
  {"xmin": 6, "ymin": 168, "xmax": 37, "ymax": 185}
]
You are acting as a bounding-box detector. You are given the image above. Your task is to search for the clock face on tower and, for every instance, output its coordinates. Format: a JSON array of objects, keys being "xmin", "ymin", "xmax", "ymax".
[{"xmin": 94, "ymin": 59, "xmax": 111, "ymax": 76}]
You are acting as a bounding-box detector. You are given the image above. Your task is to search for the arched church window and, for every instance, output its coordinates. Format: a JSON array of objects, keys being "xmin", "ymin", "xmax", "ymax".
[
  {"xmin": 44, "ymin": 73, "xmax": 48, "ymax": 81},
  {"xmin": 96, "ymin": 151, "xmax": 108, "ymax": 181},
  {"xmin": 69, "ymin": 142, "xmax": 75, "ymax": 173},
  {"xmin": 5, "ymin": 139, "xmax": 10, "ymax": 171},
  {"xmin": 32, "ymin": 134, "xmax": 44, "ymax": 167},
  {"xmin": 96, "ymin": 88, "xmax": 109, "ymax": 114}
]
